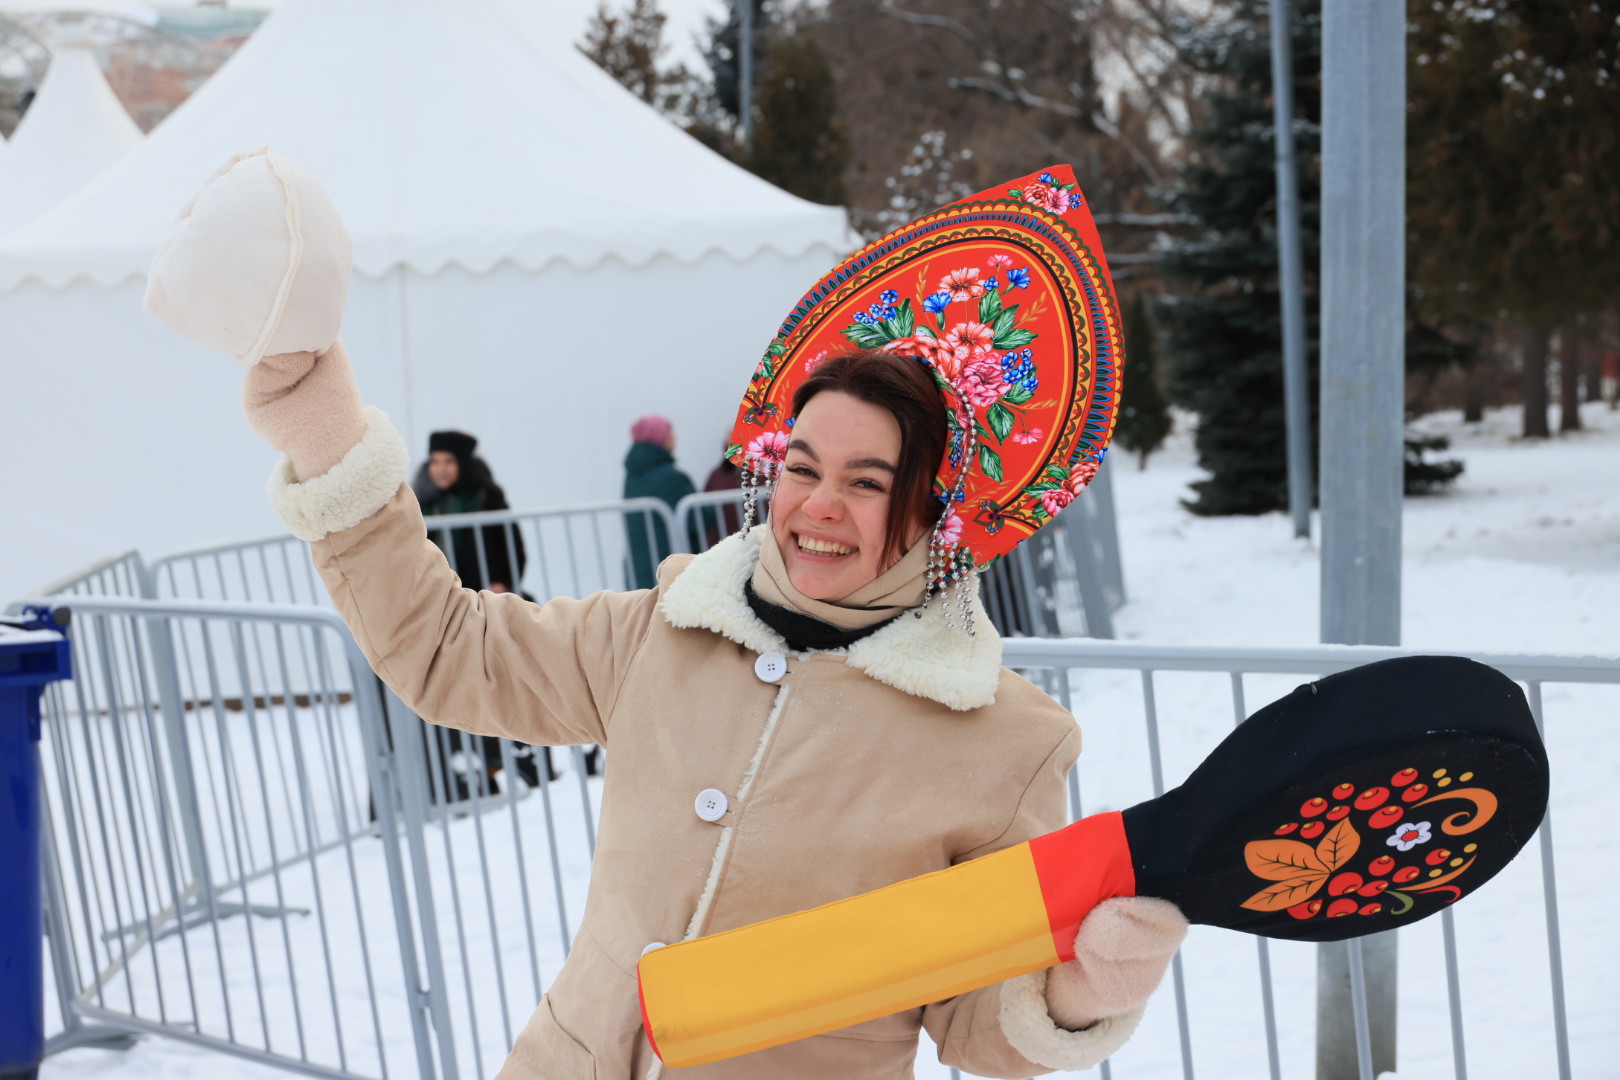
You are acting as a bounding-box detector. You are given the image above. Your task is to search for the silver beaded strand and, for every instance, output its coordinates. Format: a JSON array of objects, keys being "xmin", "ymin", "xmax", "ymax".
[{"xmin": 740, "ymin": 464, "xmax": 759, "ymax": 533}]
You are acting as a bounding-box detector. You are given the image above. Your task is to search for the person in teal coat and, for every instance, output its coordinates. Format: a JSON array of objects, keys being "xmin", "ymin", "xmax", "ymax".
[{"xmin": 622, "ymin": 415, "xmax": 697, "ymax": 589}]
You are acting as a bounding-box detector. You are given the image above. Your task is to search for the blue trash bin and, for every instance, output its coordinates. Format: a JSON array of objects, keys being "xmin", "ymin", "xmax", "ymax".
[{"xmin": 0, "ymin": 606, "xmax": 71, "ymax": 1080}]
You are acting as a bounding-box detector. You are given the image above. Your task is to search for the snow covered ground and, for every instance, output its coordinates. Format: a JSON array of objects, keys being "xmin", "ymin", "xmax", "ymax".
[{"xmin": 40, "ymin": 401, "xmax": 1620, "ymax": 1079}]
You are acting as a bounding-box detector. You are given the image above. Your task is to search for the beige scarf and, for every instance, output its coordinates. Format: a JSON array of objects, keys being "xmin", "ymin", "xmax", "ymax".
[{"xmin": 751, "ymin": 525, "xmax": 930, "ymax": 631}]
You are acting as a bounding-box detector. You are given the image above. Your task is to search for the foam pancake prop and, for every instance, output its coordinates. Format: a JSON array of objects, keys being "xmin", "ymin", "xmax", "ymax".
[
  {"xmin": 638, "ymin": 656, "xmax": 1549, "ymax": 1067},
  {"xmin": 725, "ymin": 165, "xmax": 1122, "ymax": 569}
]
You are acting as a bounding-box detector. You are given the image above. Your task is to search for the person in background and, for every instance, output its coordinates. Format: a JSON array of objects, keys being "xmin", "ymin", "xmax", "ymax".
[
  {"xmin": 412, "ymin": 431, "xmax": 557, "ymax": 789},
  {"xmin": 699, "ymin": 445, "xmax": 744, "ymax": 550},
  {"xmin": 622, "ymin": 414, "xmax": 696, "ymax": 589},
  {"xmin": 413, "ymin": 430, "xmax": 525, "ymax": 591}
]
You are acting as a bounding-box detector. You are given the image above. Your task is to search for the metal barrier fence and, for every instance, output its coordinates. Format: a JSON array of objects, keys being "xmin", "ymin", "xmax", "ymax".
[
  {"xmin": 996, "ymin": 638, "xmax": 1617, "ymax": 1080},
  {"xmin": 22, "ymin": 587, "xmax": 1613, "ymax": 1080},
  {"xmin": 31, "ymin": 595, "xmax": 607, "ymax": 1080},
  {"xmin": 34, "ymin": 549, "xmax": 154, "ymax": 601},
  {"xmin": 147, "ymin": 498, "xmax": 685, "ymax": 609},
  {"xmin": 145, "ymin": 475, "xmax": 1124, "ymax": 637},
  {"xmin": 34, "ymin": 597, "xmax": 431, "ymax": 1079}
]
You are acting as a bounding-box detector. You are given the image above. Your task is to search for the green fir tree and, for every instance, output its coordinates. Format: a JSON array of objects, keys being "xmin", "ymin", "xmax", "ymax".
[
  {"xmin": 745, "ymin": 32, "xmax": 848, "ymax": 206},
  {"xmin": 1116, "ymin": 295, "xmax": 1173, "ymax": 469},
  {"xmin": 1155, "ymin": 0, "xmax": 1322, "ymax": 516}
]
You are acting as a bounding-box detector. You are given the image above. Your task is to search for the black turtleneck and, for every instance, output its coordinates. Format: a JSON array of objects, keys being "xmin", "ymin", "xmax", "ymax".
[{"xmin": 743, "ymin": 581, "xmax": 903, "ymax": 652}]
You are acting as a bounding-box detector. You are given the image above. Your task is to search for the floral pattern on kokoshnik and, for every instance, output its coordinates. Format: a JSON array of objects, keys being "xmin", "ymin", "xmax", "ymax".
[{"xmin": 724, "ymin": 164, "xmax": 1124, "ymax": 568}]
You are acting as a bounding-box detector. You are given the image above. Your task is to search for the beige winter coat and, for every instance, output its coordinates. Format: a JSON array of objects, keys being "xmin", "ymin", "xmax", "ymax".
[{"xmin": 272, "ymin": 409, "xmax": 1145, "ymax": 1079}]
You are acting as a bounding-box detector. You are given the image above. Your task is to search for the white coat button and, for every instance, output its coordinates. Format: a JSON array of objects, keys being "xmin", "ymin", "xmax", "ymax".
[
  {"xmin": 694, "ymin": 788, "xmax": 729, "ymax": 822},
  {"xmin": 641, "ymin": 941, "xmax": 666, "ymax": 956},
  {"xmin": 754, "ymin": 652, "xmax": 788, "ymax": 683}
]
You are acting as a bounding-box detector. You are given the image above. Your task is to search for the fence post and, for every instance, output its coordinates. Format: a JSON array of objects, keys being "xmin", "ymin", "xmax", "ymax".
[
  {"xmin": 1059, "ymin": 510, "xmax": 1115, "ymax": 640},
  {"xmin": 379, "ymin": 681, "xmax": 461, "ymax": 1080},
  {"xmin": 1088, "ymin": 458, "xmax": 1126, "ymax": 606},
  {"xmin": 1318, "ymin": 0, "xmax": 1407, "ymax": 1075}
]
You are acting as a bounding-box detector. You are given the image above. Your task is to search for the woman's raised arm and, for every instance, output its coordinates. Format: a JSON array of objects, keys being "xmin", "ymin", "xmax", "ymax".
[{"xmin": 145, "ymin": 150, "xmax": 643, "ymax": 747}]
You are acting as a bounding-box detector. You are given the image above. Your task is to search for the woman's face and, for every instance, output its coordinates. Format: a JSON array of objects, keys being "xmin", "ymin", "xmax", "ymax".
[
  {"xmin": 772, "ymin": 391, "xmax": 917, "ymax": 601},
  {"xmin": 428, "ymin": 450, "xmax": 459, "ymax": 490}
]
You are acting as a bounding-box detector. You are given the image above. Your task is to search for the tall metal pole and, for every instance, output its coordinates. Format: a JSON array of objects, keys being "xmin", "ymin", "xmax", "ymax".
[
  {"xmin": 1270, "ymin": 0, "xmax": 1313, "ymax": 540},
  {"xmin": 1317, "ymin": 1, "xmax": 1405, "ymax": 1078},
  {"xmin": 738, "ymin": 0, "xmax": 754, "ymax": 147}
]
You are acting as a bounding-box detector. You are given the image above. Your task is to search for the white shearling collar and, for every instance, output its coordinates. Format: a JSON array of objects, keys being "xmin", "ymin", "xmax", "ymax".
[{"xmin": 660, "ymin": 527, "xmax": 1004, "ymax": 711}]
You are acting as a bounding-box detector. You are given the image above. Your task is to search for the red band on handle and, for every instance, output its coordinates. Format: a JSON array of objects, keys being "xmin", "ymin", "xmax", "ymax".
[
  {"xmin": 637, "ymin": 967, "xmax": 664, "ymax": 1062},
  {"xmin": 1029, "ymin": 811, "xmax": 1138, "ymax": 961}
]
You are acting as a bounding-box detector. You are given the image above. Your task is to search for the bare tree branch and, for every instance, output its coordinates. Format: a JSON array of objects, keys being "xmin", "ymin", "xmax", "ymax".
[
  {"xmin": 1092, "ymin": 212, "xmax": 1198, "ymax": 226},
  {"xmin": 875, "ymin": 1, "xmax": 976, "ymax": 45},
  {"xmin": 949, "ymin": 75, "xmax": 1104, "ymax": 127}
]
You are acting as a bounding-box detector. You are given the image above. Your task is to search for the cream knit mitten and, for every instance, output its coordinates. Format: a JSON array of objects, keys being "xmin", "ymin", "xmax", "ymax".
[
  {"xmin": 1043, "ymin": 897, "xmax": 1188, "ymax": 1030},
  {"xmin": 244, "ymin": 345, "xmax": 368, "ymax": 482},
  {"xmin": 145, "ymin": 148, "xmax": 363, "ymax": 481}
]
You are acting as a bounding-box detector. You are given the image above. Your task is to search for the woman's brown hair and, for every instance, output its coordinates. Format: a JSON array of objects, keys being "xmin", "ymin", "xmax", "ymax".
[{"xmin": 790, "ymin": 351, "xmax": 948, "ymax": 564}]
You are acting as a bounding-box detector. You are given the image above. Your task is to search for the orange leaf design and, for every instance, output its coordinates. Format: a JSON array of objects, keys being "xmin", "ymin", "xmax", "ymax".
[
  {"xmin": 1315, "ymin": 819, "xmax": 1361, "ymax": 872},
  {"xmin": 1245, "ymin": 839, "xmax": 1329, "ymax": 881},
  {"xmin": 1242, "ymin": 874, "xmax": 1329, "ymax": 913}
]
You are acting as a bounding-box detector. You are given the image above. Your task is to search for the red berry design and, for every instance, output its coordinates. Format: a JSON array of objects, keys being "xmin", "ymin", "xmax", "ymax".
[
  {"xmin": 1391, "ymin": 768, "xmax": 1419, "ymax": 787},
  {"xmin": 1359, "ymin": 903, "xmax": 1383, "ymax": 916},
  {"xmin": 1357, "ymin": 879, "xmax": 1389, "ymax": 897},
  {"xmin": 1401, "ymin": 783, "xmax": 1430, "ymax": 802},
  {"xmin": 1301, "ymin": 797, "xmax": 1329, "ymax": 818},
  {"xmin": 1288, "ymin": 900, "xmax": 1324, "ymax": 920},
  {"xmin": 1354, "ymin": 787, "xmax": 1390, "ymax": 811},
  {"xmin": 1326, "ymin": 805, "xmax": 1351, "ymax": 821},
  {"xmin": 1425, "ymin": 848, "xmax": 1453, "ymax": 866},
  {"xmin": 1300, "ymin": 821, "xmax": 1326, "ymax": 840},
  {"xmin": 1274, "ymin": 822, "xmax": 1299, "ymax": 836},
  {"xmin": 1368, "ymin": 805, "xmax": 1404, "ymax": 829},
  {"xmin": 1394, "ymin": 865, "xmax": 1421, "ymax": 884},
  {"xmin": 1327, "ymin": 898, "xmax": 1359, "ymax": 917},
  {"xmin": 1368, "ymin": 855, "xmax": 1395, "ymax": 876},
  {"xmin": 1328, "ymin": 872, "xmax": 1364, "ymax": 896},
  {"xmin": 1332, "ymin": 782, "xmax": 1356, "ymax": 800}
]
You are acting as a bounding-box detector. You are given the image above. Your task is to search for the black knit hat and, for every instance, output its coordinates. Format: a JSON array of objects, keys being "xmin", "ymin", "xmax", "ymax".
[{"xmin": 428, "ymin": 430, "xmax": 478, "ymax": 462}]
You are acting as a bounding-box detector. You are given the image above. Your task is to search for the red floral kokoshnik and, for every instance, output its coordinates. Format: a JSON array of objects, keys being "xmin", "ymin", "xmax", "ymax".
[{"xmin": 726, "ymin": 165, "xmax": 1124, "ymax": 568}]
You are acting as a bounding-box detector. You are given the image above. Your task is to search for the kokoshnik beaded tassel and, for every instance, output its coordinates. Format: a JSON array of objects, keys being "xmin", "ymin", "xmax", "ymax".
[
  {"xmin": 739, "ymin": 455, "xmax": 781, "ymax": 536},
  {"xmin": 723, "ymin": 163, "xmax": 1128, "ymax": 638}
]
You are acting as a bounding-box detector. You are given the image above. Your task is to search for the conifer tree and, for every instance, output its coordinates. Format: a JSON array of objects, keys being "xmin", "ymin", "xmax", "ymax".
[
  {"xmin": 579, "ymin": 0, "xmax": 693, "ymax": 117},
  {"xmin": 1408, "ymin": 0, "xmax": 1620, "ymax": 439},
  {"xmin": 1117, "ymin": 295, "xmax": 1172, "ymax": 469},
  {"xmin": 745, "ymin": 32, "xmax": 848, "ymax": 206},
  {"xmin": 1155, "ymin": 0, "xmax": 1322, "ymax": 516}
]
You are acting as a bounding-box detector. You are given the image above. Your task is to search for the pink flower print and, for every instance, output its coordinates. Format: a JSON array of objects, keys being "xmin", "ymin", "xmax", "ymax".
[
  {"xmin": 746, "ymin": 430, "xmax": 790, "ymax": 469},
  {"xmin": 938, "ymin": 267, "xmax": 985, "ymax": 303},
  {"xmin": 1024, "ymin": 182, "xmax": 1073, "ymax": 215},
  {"xmin": 943, "ymin": 321, "xmax": 997, "ymax": 361},
  {"xmin": 1386, "ymin": 821, "xmax": 1432, "ymax": 852},
  {"xmin": 986, "ymin": 254, "xmax": 1013, "ymax": 270},
  {"xmin": 1040, "ymin": 486, "xmax": 1075, "ymax": 517},
  {"xmin": 883, "ymin": 334, "xmax": 959, "ymax": 381},
  {"xmin": 1066, "ymin": 460, "xmax": 1099, "ymax": 493},
  {"xmin": 804, "ymin": 349, "xmax": 831, "ymax": 372},
  {"xmin": 955, "ymin": 356, "xmax": 1006, "ymax": 410},
  {"xmin": 936, "ymin": 508, "xmax": 964, "ymax": 546},
  {"xmin": 1011, "ymin": 428, "xmax": 1044, "ymax": 445}
]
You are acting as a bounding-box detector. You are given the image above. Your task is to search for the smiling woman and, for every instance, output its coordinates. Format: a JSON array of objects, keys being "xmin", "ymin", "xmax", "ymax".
[{"xmin": 144, "ymin": 151, "xmax": 1173, "ymax": 1080}]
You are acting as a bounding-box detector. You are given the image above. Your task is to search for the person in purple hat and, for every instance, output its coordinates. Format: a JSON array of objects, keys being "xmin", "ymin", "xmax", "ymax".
[{"xmin": 622, "ymin": 414, "xmax": 696, "ymax": 589}]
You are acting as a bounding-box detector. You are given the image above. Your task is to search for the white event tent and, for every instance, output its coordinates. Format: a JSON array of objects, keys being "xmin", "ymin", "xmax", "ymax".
[
  {"xmin": 0, "ymin": 25, "xmax": 143, "ymax": 236},
  {"xmin": 0, "ymin": 0, "xmax": 853, "ymax": 602}
]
